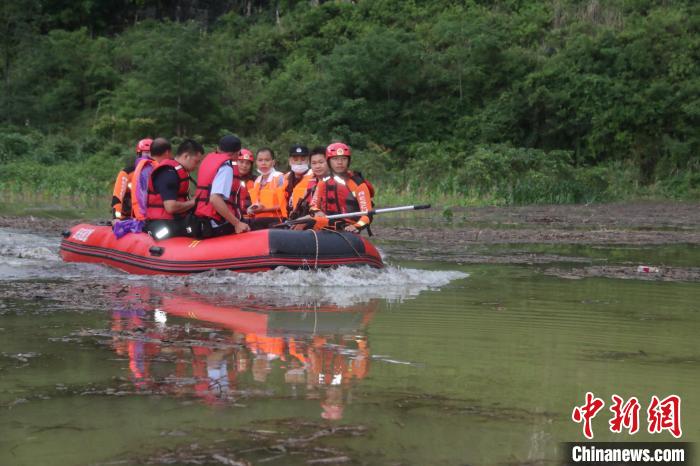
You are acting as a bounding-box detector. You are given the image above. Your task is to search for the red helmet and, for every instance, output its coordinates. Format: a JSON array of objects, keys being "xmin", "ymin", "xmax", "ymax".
[
  {"xmin": 239, "ymin": 148, "xmax": 254, "ymax": 162},
  {"xmin": 326, "ymin": 142, "xmax": 351, "ymax": 160},
  {"xmin": 136, "ymin": 138, "xmax": 153, "ymax": 155}
]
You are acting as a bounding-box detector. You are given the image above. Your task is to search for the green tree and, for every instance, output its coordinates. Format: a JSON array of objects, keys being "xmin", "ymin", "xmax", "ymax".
[
  {"xmin": 303, "ymin": 27, "xmax": 424, "ymax": 146},
  {"xmin": 6, "ymin": 28, "xmax": 116, "ymax": 129},
  {"xmin": 102, "ymin": 21, "xmax": 224, "ymax": 139}
]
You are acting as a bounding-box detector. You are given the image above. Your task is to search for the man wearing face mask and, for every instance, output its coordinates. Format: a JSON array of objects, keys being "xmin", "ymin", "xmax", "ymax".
[{"xmin": 282, "ymin": 144, "xmax": 313, "ymax": 220}]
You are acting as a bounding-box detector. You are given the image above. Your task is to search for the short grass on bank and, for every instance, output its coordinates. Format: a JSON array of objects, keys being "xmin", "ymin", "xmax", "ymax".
[{"xmin": 0, "ymin": 185, "xmax": 692, "ymax": 225}]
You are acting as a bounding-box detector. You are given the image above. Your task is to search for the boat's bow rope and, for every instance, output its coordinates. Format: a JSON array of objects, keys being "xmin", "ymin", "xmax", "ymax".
[{"xmin": 310, "ymin": 229, "xmax": 320, "ymax": 270}]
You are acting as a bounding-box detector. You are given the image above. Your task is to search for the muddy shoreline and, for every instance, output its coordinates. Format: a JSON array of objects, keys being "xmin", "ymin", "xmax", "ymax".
[
  {"xmin": 4, "ymin": 201, "xmax": 700, "ymax": 243},
  {"xmin": 374, "ymin": 201, "xmax": 700, "ymax": 245}
]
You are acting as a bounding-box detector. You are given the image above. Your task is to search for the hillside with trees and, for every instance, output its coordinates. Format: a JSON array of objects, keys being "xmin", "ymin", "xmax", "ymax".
[{"xmin": 1, "ymin": 0, "xmax": 698, "ymax": 206}]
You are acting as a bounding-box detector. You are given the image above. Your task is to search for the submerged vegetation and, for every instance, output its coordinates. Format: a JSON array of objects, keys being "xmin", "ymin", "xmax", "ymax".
[{"xmin": 0, "ymin": 0, "xmax": 698, "ymax": 207}]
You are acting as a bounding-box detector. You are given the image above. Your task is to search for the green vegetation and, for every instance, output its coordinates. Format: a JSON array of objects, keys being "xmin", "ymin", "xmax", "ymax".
[{"xmin": 1, "ymin": 0, "xmax": 698, "ymax": 211}]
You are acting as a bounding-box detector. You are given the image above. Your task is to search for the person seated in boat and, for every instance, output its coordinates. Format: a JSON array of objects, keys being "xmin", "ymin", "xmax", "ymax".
[
  {"xmin": 236, "ymin": 148, "xmax": 256, "ymax": 221},
  {"xmin": 310, "ymin": 146, "xmax": 331, "ymax": 179},
  {"xmin": 282, "ymin": 144, "xmax": 314, "ymax": 220},
  {"xmin": 132, "ymin": 138, "xmax": 174, "ymax": 221},
  {"xmin": 309, "ymin": 142, "xmax": 374, "ymax": 234},
  {"xmin": 202, "ymin": 135, "xmax": 249, "ymax": 221},
  {"xmin": 189, "ymin": 135, "xmax": 251, "ymax": 238},
  {"xmin": 247, "ymin": 148, "xmax": 286, "ymax": 230},
  {"xmin": 111, "ymin": 138, "xmax": 152, "ymax": 220},
  {"xmin": 237, "ymin": 148, "xmax": 256, "ymax": 192},
  {"xmin": 144, "ymin": 139, "xmax": 204, "ymax": 240},
  {"xmin": 288, "ymin": 146, "xmax": 329, "ymax": 224}
]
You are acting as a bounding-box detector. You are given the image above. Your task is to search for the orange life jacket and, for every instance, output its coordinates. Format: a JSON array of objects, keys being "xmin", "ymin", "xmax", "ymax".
[
  {"xmin": 250, "ymin": 171, "xmax": 286, "ymax": 219},
  {"xmin": 283, "ymin": 171, "xmax": 312, "ymax": 209},
  {"xmin": 193, "ymin": 152, "xmax": 245, "ymax": 222},
  {"xmin": 236, "ymin": 174, "xmax": 256, "ymax": 213},
  {"xmin": 145, "ymin": 159, "xmax": 191, "ymax": 220},
  {"xmin": 111, "ymin": 165, "xmax": 135, "ymax": 219},
  {"xmin": 288, "ymin": 175, "xmax": 321, "ymax": 220}
]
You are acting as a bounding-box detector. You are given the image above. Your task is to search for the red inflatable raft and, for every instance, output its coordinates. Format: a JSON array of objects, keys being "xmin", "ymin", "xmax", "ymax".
[{"xmin": 60, "ymin": 224, "xmax": 383, "ymax": 274}]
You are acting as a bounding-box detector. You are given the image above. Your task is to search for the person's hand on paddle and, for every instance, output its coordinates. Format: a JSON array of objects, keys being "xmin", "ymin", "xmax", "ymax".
[
  {"xmin": 290, "ymin": 215, "xmax": 315, "ymax": 230},
  {"xmin": 344, "ymin": 224, "xmax": 359, "ymax": 233},
  {"xmin": 247, "ymin": 203, "xmax": 263, "ymax": 215}
]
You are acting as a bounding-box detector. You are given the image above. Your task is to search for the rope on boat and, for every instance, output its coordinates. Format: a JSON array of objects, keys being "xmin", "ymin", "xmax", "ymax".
[
  {"xmin": 310, "ymin": 228, "xmax": 320, "ymax": 270},
  {"xmin": 324, "ymin": 228, "xmax": 362, "ymax": 259},
  {"xmin": 304, "ymin": 228, "xmax": 361, "ymax": 271}
]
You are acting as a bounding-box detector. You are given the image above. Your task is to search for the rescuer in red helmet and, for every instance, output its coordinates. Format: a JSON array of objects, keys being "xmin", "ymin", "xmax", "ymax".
[
  {"xmin": 309, "ymin": 142, "xmax": 375, "ymax": 234},
  {"xmin": 236, "ymin": 148, "xmax": 256, "ymax": 192},
  {"xmin": 110, "ymin": 138, "xmax": 153, "ymax": 219},
  {"xmin": 235, "ymin": 148, "xmax": 256, "ymax": 217}
]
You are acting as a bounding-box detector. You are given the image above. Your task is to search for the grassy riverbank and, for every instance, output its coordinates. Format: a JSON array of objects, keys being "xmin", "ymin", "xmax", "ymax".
[{"xmin": 1, "ymin": 141, "xmax": 697, "ymax": 215}]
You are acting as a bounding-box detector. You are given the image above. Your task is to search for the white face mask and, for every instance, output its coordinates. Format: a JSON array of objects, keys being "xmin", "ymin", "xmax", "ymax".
[
  {"xmin": 291, "ymin": 163, "xmax": 309, "ymax": 174},
  {"xmin": 257, "ymin": 167, "xmax": 272, "ymax": 176}
]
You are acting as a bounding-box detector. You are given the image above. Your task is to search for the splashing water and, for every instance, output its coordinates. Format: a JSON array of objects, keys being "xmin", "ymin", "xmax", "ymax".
[
  {"xmin": 0, "ymin": 228, "xmax": 64, "ymax": 279},
  {"xmin": 0, "ymin": 229, "xmax": 60, "ymax": 261},
  {"xmin": 0, "ymin": 228, "xmax": 468, "ymax": 306},
  {"xmin": 144, "ymin": 266, "xmax": 469, "ymax": 307}
]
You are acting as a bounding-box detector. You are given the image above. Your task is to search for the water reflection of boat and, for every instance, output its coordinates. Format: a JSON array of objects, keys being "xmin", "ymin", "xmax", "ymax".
[
  {"xmin": 160, "ymin": 293, "xmax": 374, "ymax": 336},
  {"xmin": 60, "ymin": 225, "xmax": 383, "ymax": 274},
  {"xmin": 107, "ymin": 286, "xmax": 375, "ymax": 419}
]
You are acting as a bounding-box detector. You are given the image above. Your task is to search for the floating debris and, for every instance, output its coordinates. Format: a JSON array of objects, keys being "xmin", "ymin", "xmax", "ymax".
[
  {"xmin": 2, "ymin": 352, "xmax": 41, "ymax": 363},
  {"xmin": 107, "ymin": 419, "xmax": 367, "ymax": 466},
  {"xmin": 545, "ymin": 265, "xmax": 700, "ymax": 282}
]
